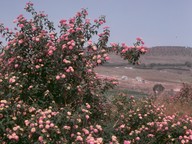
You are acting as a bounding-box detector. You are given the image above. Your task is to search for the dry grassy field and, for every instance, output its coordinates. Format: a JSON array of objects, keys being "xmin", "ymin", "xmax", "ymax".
[{"xmin": 95, "ymin": 47, "xmax": 192, "ymax": 96}]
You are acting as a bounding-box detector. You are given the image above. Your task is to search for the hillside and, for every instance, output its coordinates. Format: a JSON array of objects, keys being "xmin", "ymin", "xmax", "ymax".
[
  {"xmin": 96, "ymin": 46, "xmax": 192, "ymax": 96},
  {"xmin": 146, "ymin": 46, "xmax": 192, "ymax": 56}
]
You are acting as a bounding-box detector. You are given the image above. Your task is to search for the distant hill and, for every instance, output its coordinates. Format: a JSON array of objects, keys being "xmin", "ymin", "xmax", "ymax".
[{"xmin": 146, "ymin": 46, "xmax": 192, "ymax": 56}]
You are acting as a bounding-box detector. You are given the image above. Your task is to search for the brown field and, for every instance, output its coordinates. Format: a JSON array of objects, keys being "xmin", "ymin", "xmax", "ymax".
[{"xmin": 95, "ymin": 47, "xmax": 192, "ymax": 97}]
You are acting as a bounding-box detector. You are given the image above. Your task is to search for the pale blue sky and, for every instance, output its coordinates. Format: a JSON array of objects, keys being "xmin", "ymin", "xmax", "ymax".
[{"xmin": 0, "ymin": 0, "xmax": 192, "ymax": 47}]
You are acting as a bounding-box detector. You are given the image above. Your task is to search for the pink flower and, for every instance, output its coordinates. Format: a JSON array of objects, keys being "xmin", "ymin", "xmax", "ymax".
[
  {"xmin": 135, "ymin": 137, "xmax": 140, "ymax": 141},
  {"xmin": 97, "ymin": 59, "xmax": 102, "ymax": 64},
  {"xmin": 24, "ymin": 120, "xmax": 30, "ymax": 126},
  {"xmin": 94, "ymin": 19, "xmax": 98, "ymax": 23},
  {"xmin": 32, "ymin": 27, "xmax": 37, "ymax": 31},
  {"xmin": 39, "ymin": 59, "xmax": 42, "ymax": 62},
  {"xmin": 96, "ymin": 125, "xmax": 102, "ymax": 131},
  {"xmin": 112, "ymin": 135, "xmax": 117, "ymax": 142},
  {"xmin": 93, "ymin": 129, "xmax": 98, "ymax": 133},
  {"xmin": 88, "ymin": 40, "xmax": 92, "ymax": 45},
  {"xmin": 85, "ymin": 19, "xmax": 90, "ymax": 24},
  {"xmin": 69, "ymin": 66, "xmax": 74, "ymax": 72},
  {"xmin": 76, "ymin": 12, "xmax": 81, "ymax": 17},
  {"xmin": 0, "ymin": 52, "xmax": 5, "ymax": 57},
  {"xmin": 69, "ymin": 46, "xmax": 73, "ymax": 50},
  {"xmin": 13, "ymin": 19, "xmax": 17, "ymax": 23},
  {"xmin": 18, "ymin": 39, "xmax": 24, "ymax": 44},
  {"xmin": 45, "ymin": 120, "xmax": 50, "ymax": 124},
  {"xmin": 19, "ymin": 24, "xmax": 24, "ymax": 28},
  {"xmin": 124, "ymin": 140, "xmax": 131, "ymax": 144},
  {"xmin": 56, "ymin": 75, "xmax": 60, "ymax": 80},
  {"xmin": 189, "ymin": 135, "xmax": 192, "ymax": 140},
  {"xmin": 85, "ymin": 115, "xmax": 89, "ymax": 120},
  {"xmin": 35, "ymin": 65, "xmax": 40, "ymax": 69},
  {"xmin": 13, "ymin": 135, "xmax": 19, "ymax": 141},
  {"xmin": 92, "ymin": 46, "xmax": 97, "ymax": 51},
  {"xmin": 61, "ymin": 74, "xmax": 66, "ymax": 78},
  {"xmin": 103, "ymin": 26, "xmax": 110, "ymax": 29},
  {"xmin": 76, "ymin": 136, "xmax": 83, "ymax": 141},
  {"xmin": 87, "ymin": 69, "xmax": 92, "ymax": 73},
  {"xmin": 28, "ymin": 85, "xmax": 33, "ymax": 90},
  {"xmin": 50, "ymin": 123, "xmax": 54, "ymax": 127},
  {"xmin": 60, "ymin": 19, "xmax": 67, "ymax": 25},
  {"xmin": 63, "ymin": 125, "xmax": 71, "ymax": 130},
  {"xmin": 136, "ymin": 37, "xmax": 142, "ymax": 41},
  {"xmin": 45, "ymin": 124, "xmax": 50, "ymax": 129},
  {"xmin": 38, "ymin": 136, "xmax": 43, "ymax": 142},
  {"xmin": 140, "ymin": 48, "xmax": 147, "ymax": 53},
  {"xmin": 14, "ymin": 64, "xmax": 19, "ymax": 68},
  {"xmin": 8, "ymin": 135, "xmax": 13, "ymax": 140},
  {"xmin": 69, "ymin": 24, "xmax": 74, "ymax": 28},
  {"xmin": 99, "ymin": 21, "xmax": 104, "ymax": 25},
  {"xmin": 147, "ymin": 134, "xmax": 154, "ymax": 138},
  {"xmin": 35, "ymin": 37, "xmax": 40, "ymax": 42},
  {"xmin": 181, "ymin": 139, "xmax": 185, "ymax": 144},
  {"xmin": 30, "ymin": 123, "xmax": 35, "ymax": 127},
  {"xmin": 9, "ymin": 78, "xmax": 16, "ymax": 83},
  {"xmin": 13, "ymin": 127, "xmax": 18, "ymax": 131},
  {"xmin": 86, "ymin": 103, "xmax": 91, "ymax": 109},
  {"xmin": 39, "ymin": 124, "xmax": 43, "ymax": 128},
  {"xmin": 83, "ymin": 128, "xmax": 89, "ymax": 135},
  {"xmin": 71, "ymin": 42, "xmax": 75, "ymax": 46},
  {"xmin": 31, "ymin": 127, "xmax": 36, "ymax": 133},
  {"xmin": 97, "ymin": 55, "xmax": 101, "ymax": 59},
  {"xmin": 67, "ymin": 111, "xmax": 71, "ymax": 116},
  {"xmin": 71, "ymin": 133, "xmax": 74, "ymax": 137},
  {"xmin": 105, "ymin": 56, "xmax": 110, "ymax": 61},
  {"xmin": 120, "ymin": 124, "xmax": 125, "ymax": 129},
  {"xmin": 48, "ymin": 50, "xmax": 53, "ymax": 55},
  {"xmin": 66, "ymin": 69, "xmax": 70, "ymax": 73},
  {"xmin": 41, "ymin": 129, "xmax": 47, "ymax": 133},
  {"xmin": 110, "ymin": 42, "xmax": 117, "ymax": 47},
  {"xmin": 76, "ymin": 27, "xmax": 81, "ymax": 31}
]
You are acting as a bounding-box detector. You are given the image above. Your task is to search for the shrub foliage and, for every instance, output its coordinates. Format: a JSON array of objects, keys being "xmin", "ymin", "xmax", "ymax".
[{"xmin": 0, "ymin": 2, "xmax": 146, "ymax": 109}]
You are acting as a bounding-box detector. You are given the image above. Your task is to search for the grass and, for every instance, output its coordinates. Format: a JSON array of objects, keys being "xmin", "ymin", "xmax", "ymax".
[
  {"xmin": 153, "ymin": 94, "xmax": 192, "ymax": 116},
  {"xmin": 104, "ymin": 88, "xmax": 149, "ymax": 100}
]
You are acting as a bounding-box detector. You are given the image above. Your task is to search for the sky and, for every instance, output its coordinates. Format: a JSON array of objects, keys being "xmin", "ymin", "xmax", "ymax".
[{"xmin": 0, "ymin": 0, "xmax": 192, "ymax": 47}]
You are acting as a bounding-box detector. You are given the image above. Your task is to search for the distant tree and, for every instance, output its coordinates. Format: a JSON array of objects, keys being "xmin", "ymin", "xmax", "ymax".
[
  {"xmin": 153, "ymin": 84, "xmax": 165, "ymax": 96},
  {"xmin": 185, "ymin": 61, "xmax": 192, "ymax": 68}
]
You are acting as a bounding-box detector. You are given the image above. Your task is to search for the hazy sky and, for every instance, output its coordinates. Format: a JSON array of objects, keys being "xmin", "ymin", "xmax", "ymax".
[{"xmin": 0, "ymin": 0, "xmax": 192, "ymax": 47}]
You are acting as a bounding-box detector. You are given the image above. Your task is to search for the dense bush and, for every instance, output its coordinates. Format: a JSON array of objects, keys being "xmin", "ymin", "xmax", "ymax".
[
  {"xmin": 185, "ymin": 61, "xmax": 192, "ymax": 68},
  {"xmin": 1, "ymin": 94, "xmax": 192, "ymax": 143},
  {"xmin": 0, "ymin": 2, "xmax": 146, "ymax": 110},
  {"xmin": 0, "ymin": 98, "xmax": 107, "ymax": 143},
  {"xmin": 153, "ymin": 84, "xmax": 165, "ymax": 96},
  {"xmin": 109, "ymin": 94, "xmax": 192, "ymax": 143}
]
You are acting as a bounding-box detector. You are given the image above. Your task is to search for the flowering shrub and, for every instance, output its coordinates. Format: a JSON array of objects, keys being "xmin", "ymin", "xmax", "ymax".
[
  {"xmin": 1, "ymin": 95, "xmax": 192, "ymax": 143},
  {"xmin": 110, "ymin": 37, "xmax": 146, "ymax": 65},
  {"xmin": 0, "ymin": 2, "xmax": 146, "ymax": 109},
  {"xmin": 108, "ymin": 94, "xmax": 192, "ymax": 143},
  {"xmin": 0, "ymin": 98, "xmax": 106, "ymax": 143}
]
